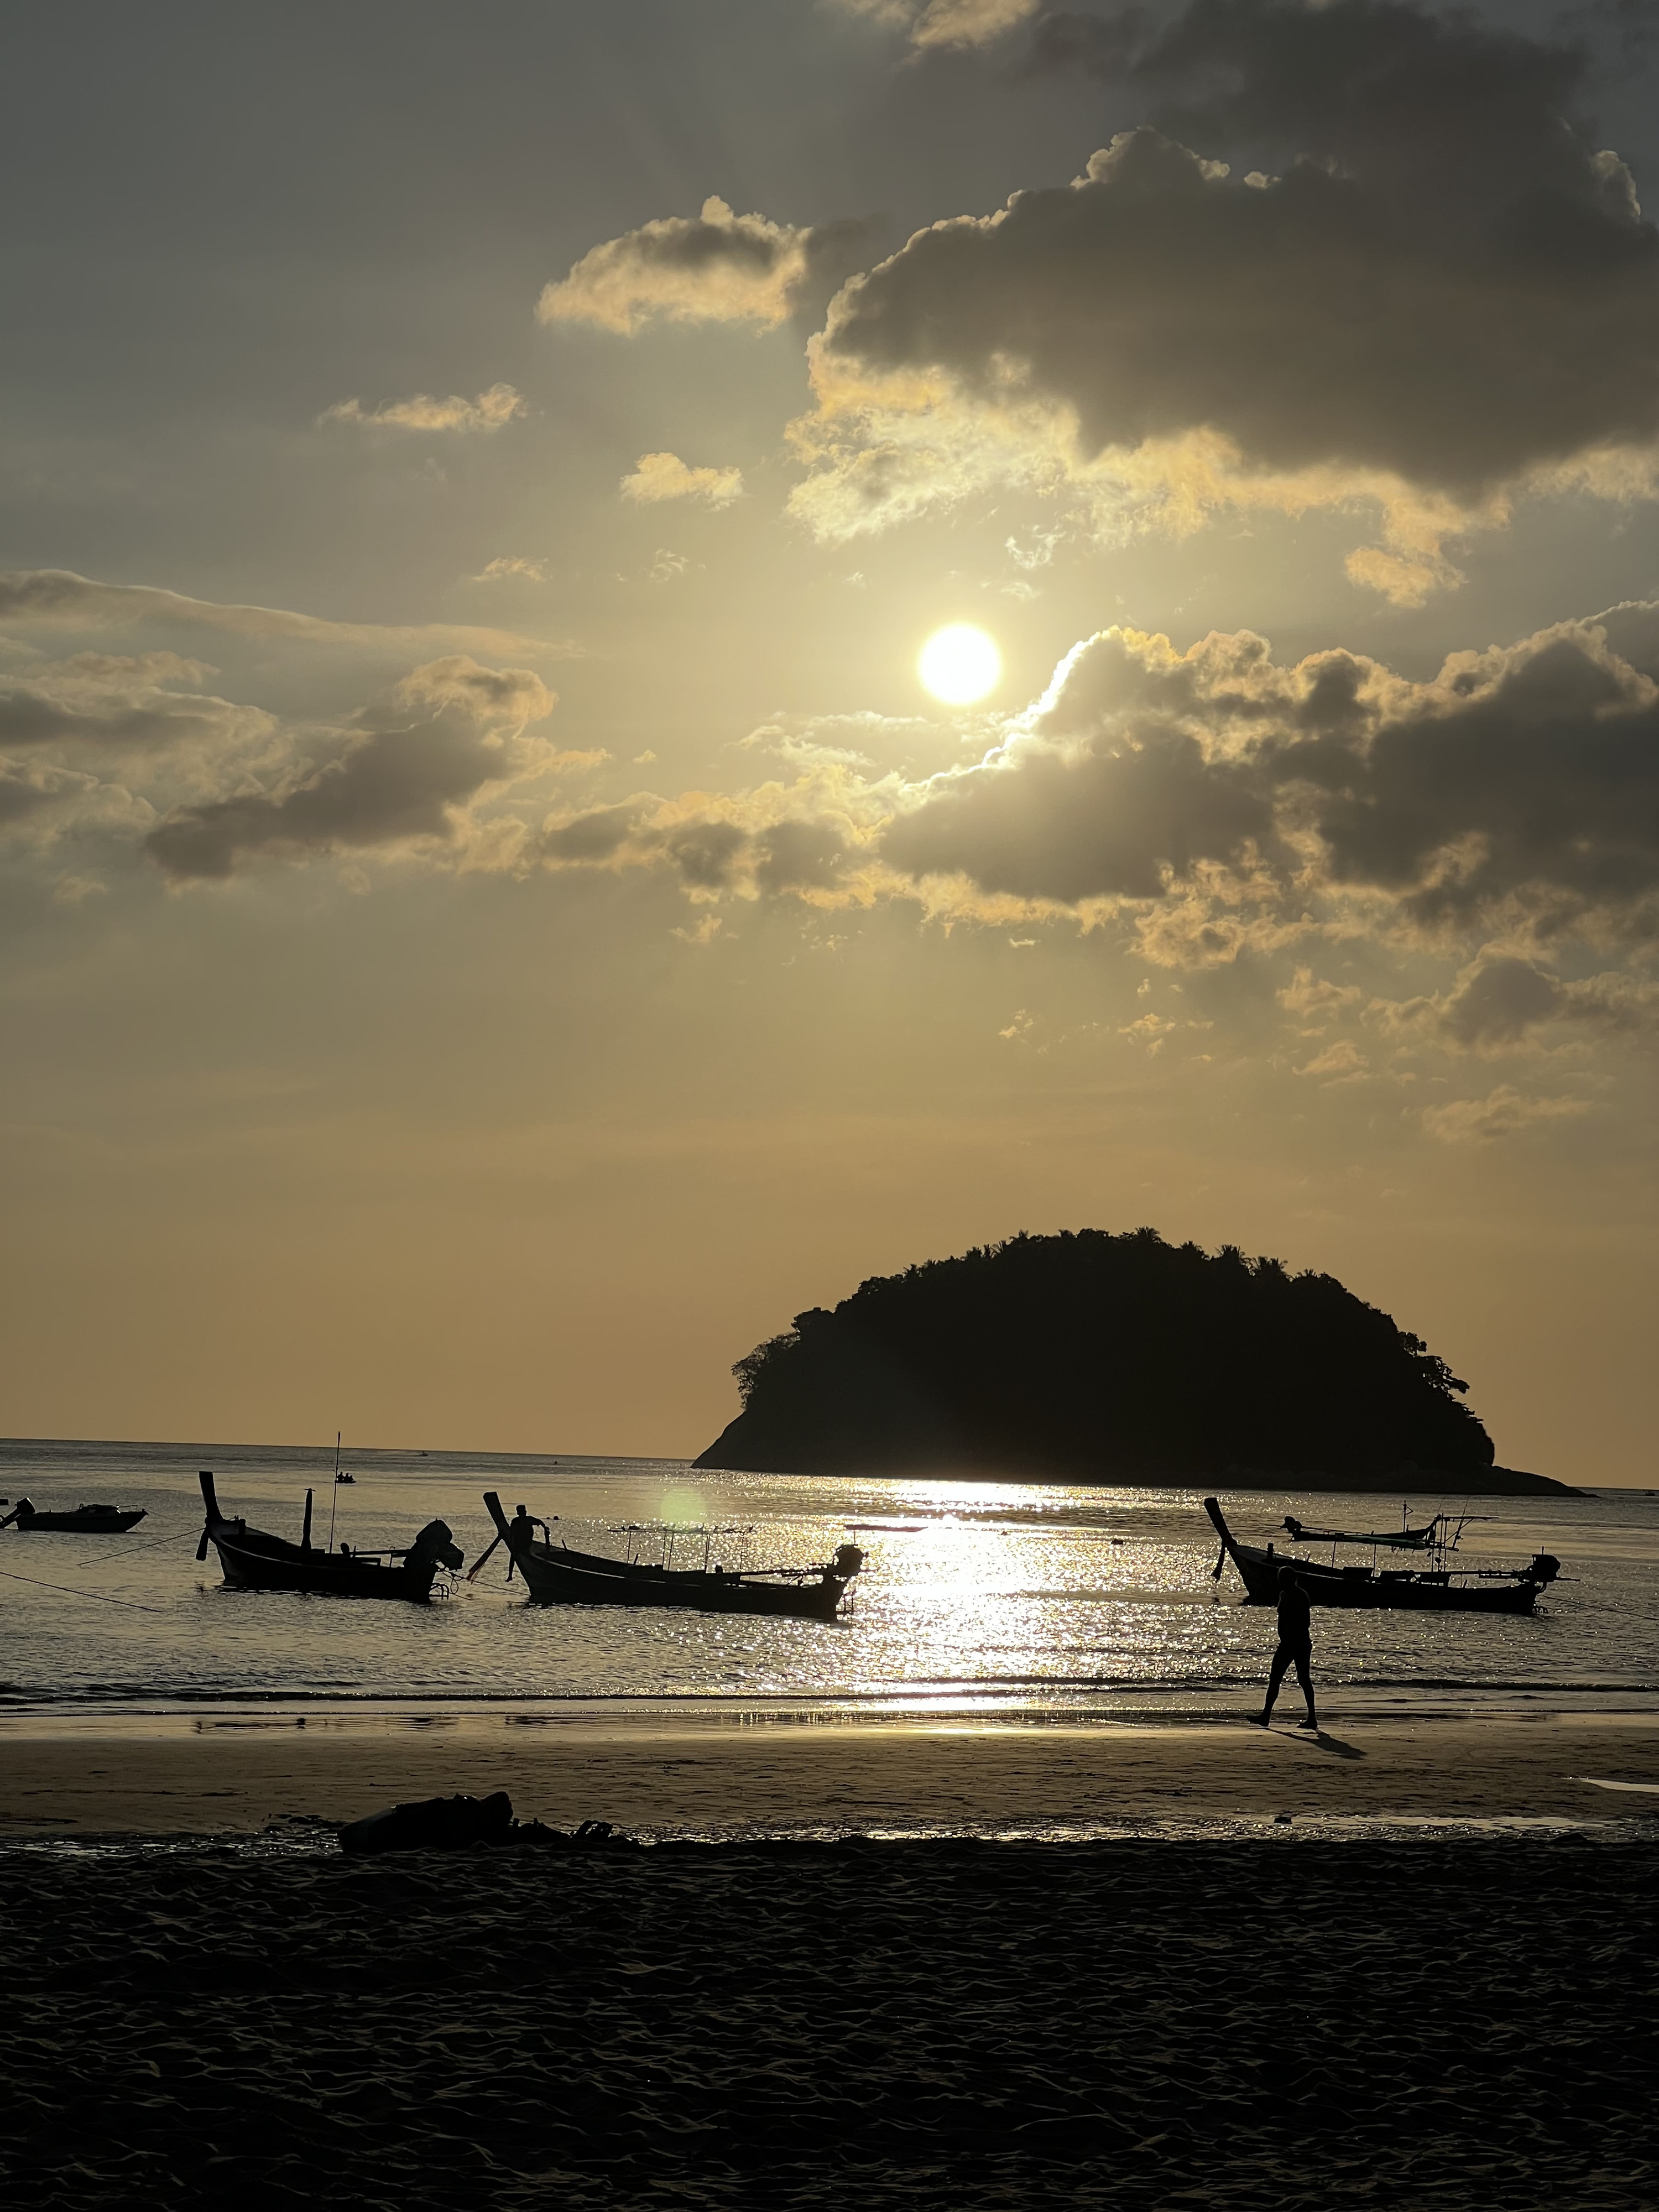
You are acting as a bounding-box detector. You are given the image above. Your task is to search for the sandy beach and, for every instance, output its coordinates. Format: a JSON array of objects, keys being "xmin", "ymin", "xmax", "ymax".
[
  {"xmin": 3, "ymin": 1828, "xmax": 1653, "ymax": 2211},
  {"xmin": 3, "ymin": 1710, "xmax": 1657, "ymax": 1838}
]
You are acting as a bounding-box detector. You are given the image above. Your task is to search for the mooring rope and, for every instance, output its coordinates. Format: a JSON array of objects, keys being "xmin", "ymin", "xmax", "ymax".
[
  {"xmin": 77, "ymin": 1529, "xmax": 194, "ymax": 1571},
  {"xmin": 0, "ymin": 1564, "xmax": 166, "ymax": 1613}
]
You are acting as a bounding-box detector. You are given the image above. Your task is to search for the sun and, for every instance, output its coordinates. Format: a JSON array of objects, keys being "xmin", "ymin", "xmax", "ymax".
[{"xmin": 918, "ymin": 623, "xmax": 1001, "ymax": 706}]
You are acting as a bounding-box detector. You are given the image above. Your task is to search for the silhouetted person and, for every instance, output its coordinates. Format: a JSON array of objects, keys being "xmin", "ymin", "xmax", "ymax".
[{"xmin": 1256, "ymin": 1567, "xmax": 1317, "ymax": 1729}]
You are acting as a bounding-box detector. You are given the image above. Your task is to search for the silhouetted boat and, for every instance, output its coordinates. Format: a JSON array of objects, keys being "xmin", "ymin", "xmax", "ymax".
[
  {"xmin": 0, "ymin": 1498, "xmax": 146, "ymax": 1533},
  {"xmin": 482, "ymin": 1491, "xmax": 864, "ymax": 1621},
  {"xmin": 1206, "ymin": 1498, "xmax": 1559, "ymax": 1614},
  {"xmin": 1283, "ymin": 1513, "xmax": 1446, "ymax": 1550},
  {"xmin": 196, "ymin": 1472, "xmax": 462, "ymax": 1603}
]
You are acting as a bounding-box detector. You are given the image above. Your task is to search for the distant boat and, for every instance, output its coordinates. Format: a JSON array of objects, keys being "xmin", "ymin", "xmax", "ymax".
[
  {"xmin": 196, "ymin": 1472, "xmax": 461, "ymax": 1603},
  {"xmin": 481, "ymin": 1491, "xmax": 864, "ymax": 1622},
  {"xmin": 0, "ymin": 1498, "xmax": 146, "ymax": 1533},
  {"xmin": 1282, "ymin": 1513, "xmax": 1446, "ymax": 1550},
  {"xmin": 1206, "ymin": 1498, "xmax": 1559, "ymax": 1615}
]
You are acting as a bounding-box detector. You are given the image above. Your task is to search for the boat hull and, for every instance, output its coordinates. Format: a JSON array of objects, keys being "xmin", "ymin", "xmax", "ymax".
[
  {"xmin": 512, "ymin": 1546, "xmax": 846, "ymax": 1620},
  {"xmin": 483, "ymin": 1493, "xmax": 855, "ymax": 1621},
  {"xmin": 208, "ymin": 1531, "xmax": 438, "ymax": 1603},
  {"xmin": 196, "ymin": 1471, "xmax": 452, "ymax": 1604},
  {"xmin": 8, "ymin": 1509, "xmax": 146, "ymax": 1533},
  {"xmin": 1204, "ymin": 1498, "xmax": 1541, "ymax": 1614},
  {"xmin": 1226, "ymin": 1540, "xmax": 1536, "ymax": 1613}
]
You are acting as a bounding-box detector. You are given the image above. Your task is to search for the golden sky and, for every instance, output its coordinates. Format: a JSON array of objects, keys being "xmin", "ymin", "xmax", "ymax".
[{"xmin": 2, "ymin": 0, "xmax": 1656, "ymax": 1481}]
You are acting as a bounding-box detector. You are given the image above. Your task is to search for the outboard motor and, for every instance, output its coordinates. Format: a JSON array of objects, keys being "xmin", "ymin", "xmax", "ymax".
[
  {"xmin": 826, "ymin": 1542, "xmax": 866, "ymax": 1584},
  {"xmin": 1524, "ymin": 1552, "xmax": 1562, "ymax": 1587},
  {"xmin": 408, "ymin": 1519, "xmax": 465, "ymax": 1572}
]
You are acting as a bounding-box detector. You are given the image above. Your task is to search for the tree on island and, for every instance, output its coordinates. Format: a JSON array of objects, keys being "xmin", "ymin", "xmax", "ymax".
[{"xmin": 695, "ymin": 1228, "xmax": 1565, "ymax": 1492}]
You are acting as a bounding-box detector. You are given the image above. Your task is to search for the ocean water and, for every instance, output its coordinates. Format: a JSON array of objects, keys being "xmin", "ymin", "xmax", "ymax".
[{"xmin": 1, "ymin": 1436, "xmax": 1655, "ymax": 1720}]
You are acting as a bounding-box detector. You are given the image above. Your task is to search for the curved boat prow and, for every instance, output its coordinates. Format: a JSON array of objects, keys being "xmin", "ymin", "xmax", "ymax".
[{"xmin": 197, "ymin": 1471, "xmax": 224, "ymax": 1561}]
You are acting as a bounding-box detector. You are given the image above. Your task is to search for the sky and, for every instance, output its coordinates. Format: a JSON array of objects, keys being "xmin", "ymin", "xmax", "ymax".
[{"xmin": 3, "ymin": 0, "xmax": 1657, "ymax": 1483}]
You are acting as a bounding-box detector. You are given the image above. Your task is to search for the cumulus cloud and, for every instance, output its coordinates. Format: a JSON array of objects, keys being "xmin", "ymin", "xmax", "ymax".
[
  {"xmin": 1422, "ymin": 1086, "xmax": 1591, "ymax": 1142},
  {"xmin": 473, "ymin": 556, "xmax": 549, "ymax": 583},
  {"xmin": 0, "ymin": 758, "xmax": 100, "ymax": 831},
  {"xmin": 792, "ymin": 0, "xmax": 1659, "ymax": 589},
  {"xmin": 832, "ymin": 0, "xmax": 1041, "ymax": 48},
  {"xmin": 0, "ymin": 569, "xmax": 555, "ymax": 659},
  {"xmin": 877, "ymin": 617, "xmax": 1659, "ymax": 951},
  {"xmin": 620, "ymin": 452, "xmax": 745, "ymax": 507},
  {"xmin": 0, "ymin": 652, "xmax": 249, "ymax": 754},
  {"xmin": 1373, "ymin": 954, "xmax": 1659, "ymax": 1052},
  {"xmin": 1297, "ymin": 1037, "xmax": 1369, "ymax": 1081},
  {"xmin": 540, "ymin": 196, "xmax": 877, "ymax": 335},
  {"xmin": 319, "ymin": 383, "xmax": 525, "ymax": 433},
  {"xmin": 143, "ymin": 658, "xmax": 560, "ymax": 881},
  {"xmin": 522, "ymin": 756, "xmax": 894, "ymax": 908},
  {"xmin": 1278, "ymin": 966, "xmax": 1363, "ymax": 1025},
  {"xmin": 472, "ymin": 607, "xmax": 1659, "ymax": 1062}
]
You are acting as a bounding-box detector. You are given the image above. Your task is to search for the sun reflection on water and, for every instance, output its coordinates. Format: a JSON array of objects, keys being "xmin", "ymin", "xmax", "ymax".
[{"xmin": 0, "ymin": 1443, "xmax": 1652, "ymax": 1715}]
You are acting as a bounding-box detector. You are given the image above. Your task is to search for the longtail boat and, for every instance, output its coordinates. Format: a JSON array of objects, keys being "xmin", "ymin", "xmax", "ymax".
[
  {"xmin": 197, "ymin": 1471, "xmax": 462, "ymax": 1603},
  {"xmin": 0, "ymin": 1498, "xmax": 146, "ymax": 1533},
  {"xmin": 1205, "ymin": 1496, "xmax": 1559, "ymax": 1615},
  {"xmin": 1282, "ymin": 1513, "xmax": 1444, "ymax": 1550},
  {"xmin": 482, "ymin": 1491, "xmax": 864, "ymax": 1621}
]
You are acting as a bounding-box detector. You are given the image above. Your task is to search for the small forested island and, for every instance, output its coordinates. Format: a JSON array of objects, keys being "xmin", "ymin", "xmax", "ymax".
[{"xmin": 696, "ymin": 1229, "xmax": 1579, "ymax": 1495}]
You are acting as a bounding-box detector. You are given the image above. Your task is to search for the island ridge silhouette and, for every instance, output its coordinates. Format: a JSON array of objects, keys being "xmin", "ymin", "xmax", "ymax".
[{"xmin": 696, "ymin": 1228, "xmax": 1577, "ymax": 1493}]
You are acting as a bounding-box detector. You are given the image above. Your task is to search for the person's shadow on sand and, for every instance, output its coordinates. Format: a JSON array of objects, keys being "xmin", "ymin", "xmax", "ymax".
[
  {"xmin": 1253, "ymin": 1722, "xmax": 1366, "ymax": 1759},
  {"xmin": 1298, "ymin": 1730, "xmax": 1365, "ymax": 1760}
]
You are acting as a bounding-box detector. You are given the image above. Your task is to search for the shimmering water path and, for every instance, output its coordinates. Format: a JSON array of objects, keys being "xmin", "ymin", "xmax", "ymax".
[{"xmin": 3, "ymin": 1437, "xmax": 1655, "ymax": 1718}]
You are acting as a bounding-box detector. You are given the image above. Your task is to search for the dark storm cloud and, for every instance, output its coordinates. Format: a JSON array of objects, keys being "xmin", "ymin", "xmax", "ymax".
[
  {"xmin": 144, "ymin": 659, "xmax": 555, "ymax": 881},
  {"xmin": 825, "ymin": 0, "xmax": 1659, "ymax": 495},
  {"xmin": 880, "ymin": 618, "xmax": 1659, "ymax": 942}
]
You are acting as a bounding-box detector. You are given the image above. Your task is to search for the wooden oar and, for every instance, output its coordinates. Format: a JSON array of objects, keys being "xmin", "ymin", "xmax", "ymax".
[{"xmin": 466, "ymin": 1532, "xmax": 504, "ymax": 1583}]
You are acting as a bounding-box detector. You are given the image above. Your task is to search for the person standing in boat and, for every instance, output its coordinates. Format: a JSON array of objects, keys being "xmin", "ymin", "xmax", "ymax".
[{"xmin": 1255, "ymin": 1567, "xmax": 1318, "ymax": 1730}]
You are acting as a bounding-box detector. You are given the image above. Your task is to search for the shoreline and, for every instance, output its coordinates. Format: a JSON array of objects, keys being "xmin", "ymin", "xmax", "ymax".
[{"xmin": 4, "ymin": 1709, "xmax": 1656, "ymax": 1839}]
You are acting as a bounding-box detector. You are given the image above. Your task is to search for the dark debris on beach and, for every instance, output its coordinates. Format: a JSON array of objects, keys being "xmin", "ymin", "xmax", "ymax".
[{"xmin": 1, "ymin": 1836, "xmax": 1654, "ymax": 2210}]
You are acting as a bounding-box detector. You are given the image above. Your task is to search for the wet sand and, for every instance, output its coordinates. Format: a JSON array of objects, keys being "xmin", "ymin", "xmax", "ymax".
[
  {"xmin": 2, "ymin": 1712, "xmax": 1657, "ymax": 1837},
  {"xmin": 3, "ymin": 1833, "xmax": 1654, "ymax": 2210}
]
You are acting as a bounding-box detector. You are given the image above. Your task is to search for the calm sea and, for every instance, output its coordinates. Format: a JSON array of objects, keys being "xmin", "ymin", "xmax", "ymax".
[{"xmin": 2, "ymin": 1437, "xmax": 1655, "ymax": 1721}]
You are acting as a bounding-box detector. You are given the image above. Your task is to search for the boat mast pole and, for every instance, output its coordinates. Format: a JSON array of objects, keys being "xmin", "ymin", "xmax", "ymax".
[{"xmin": 327, "ymin": 1432, "xmax": 341, "ymax": 1552}]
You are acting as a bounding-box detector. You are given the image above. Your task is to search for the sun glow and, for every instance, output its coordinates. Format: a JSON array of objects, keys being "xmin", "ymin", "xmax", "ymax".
[{"xmin": 918, "ymin": 623, "xmax": 1001, "ymax": 706}]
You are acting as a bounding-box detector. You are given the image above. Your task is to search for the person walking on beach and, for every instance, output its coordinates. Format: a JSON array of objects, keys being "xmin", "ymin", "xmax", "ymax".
[{"xmin": 1255, "ymin": 1566, "xmax": 1317, "ymax": 1730}]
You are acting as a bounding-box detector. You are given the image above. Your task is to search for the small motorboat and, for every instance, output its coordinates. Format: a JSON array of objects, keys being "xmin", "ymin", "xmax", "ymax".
[
  {"xmin": 197, "ymin": 1472, "xmax": 462, "ymax": 1603},
  {"xmin": 481, "ymin": 1491, "xmax": 864, "ymax": 1621},
  {"xmin": 1206, "ymin": 1498, "xmax": 1559, "ymax": 1614},
  {"xmin": 0, "ymin": 1497, "xmax": 146, "ymax": 1533}
]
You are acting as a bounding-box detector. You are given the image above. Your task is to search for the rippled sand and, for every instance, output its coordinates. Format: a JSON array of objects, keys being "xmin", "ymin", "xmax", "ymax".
[{"xmin": 3, "ymin": 1836, "xmax": 1653, "ymax": 2209}]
